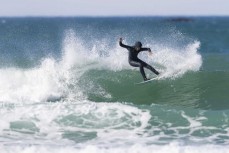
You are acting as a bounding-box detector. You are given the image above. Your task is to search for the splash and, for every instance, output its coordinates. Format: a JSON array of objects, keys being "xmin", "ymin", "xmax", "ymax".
[
  {"xmin": 0, "ymin": 59, "xmax": 65, "ymax": 103},
  {"xmin": 144, "ymin": 41, "xmax": 202, "ymax": 79}
]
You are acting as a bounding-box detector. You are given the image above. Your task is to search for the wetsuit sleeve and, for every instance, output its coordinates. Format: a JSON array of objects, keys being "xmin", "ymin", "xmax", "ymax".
[
  {"xmin": 140, "ymin": 48, "xmax": 151, "ymax": 52},
  {"xmin": 119, "ymin": 41, "xmax": 131, "ymax": 49}
]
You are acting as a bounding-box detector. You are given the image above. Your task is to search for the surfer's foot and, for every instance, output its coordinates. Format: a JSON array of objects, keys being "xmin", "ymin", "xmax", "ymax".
[
  {"xmin": 144, "ymin": 78, "xmax": 150, "ymax": 81},
  {"xmin": 155, "ymin": 71, "xmax": 160, "ymax": 75}
]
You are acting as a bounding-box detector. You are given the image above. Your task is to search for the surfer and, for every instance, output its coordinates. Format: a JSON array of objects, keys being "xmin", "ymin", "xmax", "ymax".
[{"xmin": 119, "ymin": 38, "xmax": 159, "ymax": 81}]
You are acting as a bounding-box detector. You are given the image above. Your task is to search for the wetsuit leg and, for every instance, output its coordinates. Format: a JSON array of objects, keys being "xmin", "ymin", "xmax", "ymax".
[
  {"xmin": 138, "ymin": 60, "xmax": 159, "ymax": 75},
  {"xmin": 129, "ymin": 60, "xmax": 159, "ymax": 80},
  {"xmin": 145, "ymin": 64, "xmax": 160, "ymax": 75},
  {"xmin": 129, "ymin": 60, "xmax": 147, "ymax": 80}
]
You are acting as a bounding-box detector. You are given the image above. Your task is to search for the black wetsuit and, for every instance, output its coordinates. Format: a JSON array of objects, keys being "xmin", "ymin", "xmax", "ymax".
[{"xmin": 119, "ymin": 41, "xmax": 159, "ymax": 80}]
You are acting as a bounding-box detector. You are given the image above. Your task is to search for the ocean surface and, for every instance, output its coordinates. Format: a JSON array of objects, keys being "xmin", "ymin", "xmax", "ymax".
[{"xmin": 0, "ymin": 17, "xmax": 229, "ymax": 153}]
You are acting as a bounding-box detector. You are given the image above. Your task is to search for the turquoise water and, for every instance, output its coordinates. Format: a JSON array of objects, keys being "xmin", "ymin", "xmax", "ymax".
[{"xmin": 0, "ymin": 17, "xmax": 229, "ymax": 153}]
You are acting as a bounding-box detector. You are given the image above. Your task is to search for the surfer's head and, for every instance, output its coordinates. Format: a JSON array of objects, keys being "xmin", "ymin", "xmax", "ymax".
[{"xmin": 134, "ymin": 41, "xmax": 142, "ymax": 51}]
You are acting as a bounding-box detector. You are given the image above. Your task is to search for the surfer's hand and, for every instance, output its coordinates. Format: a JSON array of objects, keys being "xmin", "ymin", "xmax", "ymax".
[
  {"xmin": 119, "ymin": 38, "xmax": 123, "ymax": 42},
  {"xmin": 148, "ymin": 48, "xmax": 152, "ymax": 56},
  {"xmin": 149, "ymin": 51, "xmax": 153, "ymax": 56}
]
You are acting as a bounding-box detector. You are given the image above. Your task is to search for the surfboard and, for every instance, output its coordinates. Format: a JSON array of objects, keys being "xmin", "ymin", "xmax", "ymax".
[
  {"xmin": 135, "ymin": 77, "xmax": 158, "ymax": 85},
  {"xmin": 135, "ymin": 72, "xmax": 166, "ymax": 85}
]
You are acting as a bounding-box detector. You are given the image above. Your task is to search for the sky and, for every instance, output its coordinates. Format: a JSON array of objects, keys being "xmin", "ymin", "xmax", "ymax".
[{"xmin": 0, "ymin": 0, "xmax": 229, "ymax": 17}]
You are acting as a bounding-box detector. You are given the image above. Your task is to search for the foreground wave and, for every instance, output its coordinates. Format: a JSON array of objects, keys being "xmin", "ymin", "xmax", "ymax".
[{"xmin": 0, "ymin": 30, "xmax": 202, "ymax": 105}]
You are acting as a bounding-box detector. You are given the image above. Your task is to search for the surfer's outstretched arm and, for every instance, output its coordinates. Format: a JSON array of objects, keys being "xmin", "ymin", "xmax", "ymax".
[
  {"xmin": 140, "ymin": 48, "xmax": 153, "ymax": 55},
  {"xmin": 119, "ymin": 38, "xmax": 131, "ymax": 49},
  {"xmin": 140, "ymin": 48, "xmax": 151, "ymax": 51}
]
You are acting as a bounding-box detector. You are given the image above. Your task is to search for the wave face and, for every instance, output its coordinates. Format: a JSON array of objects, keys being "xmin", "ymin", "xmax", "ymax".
[{"xmin": 0, "ymin": 17, "xmax": 229, "ymax": 153}]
